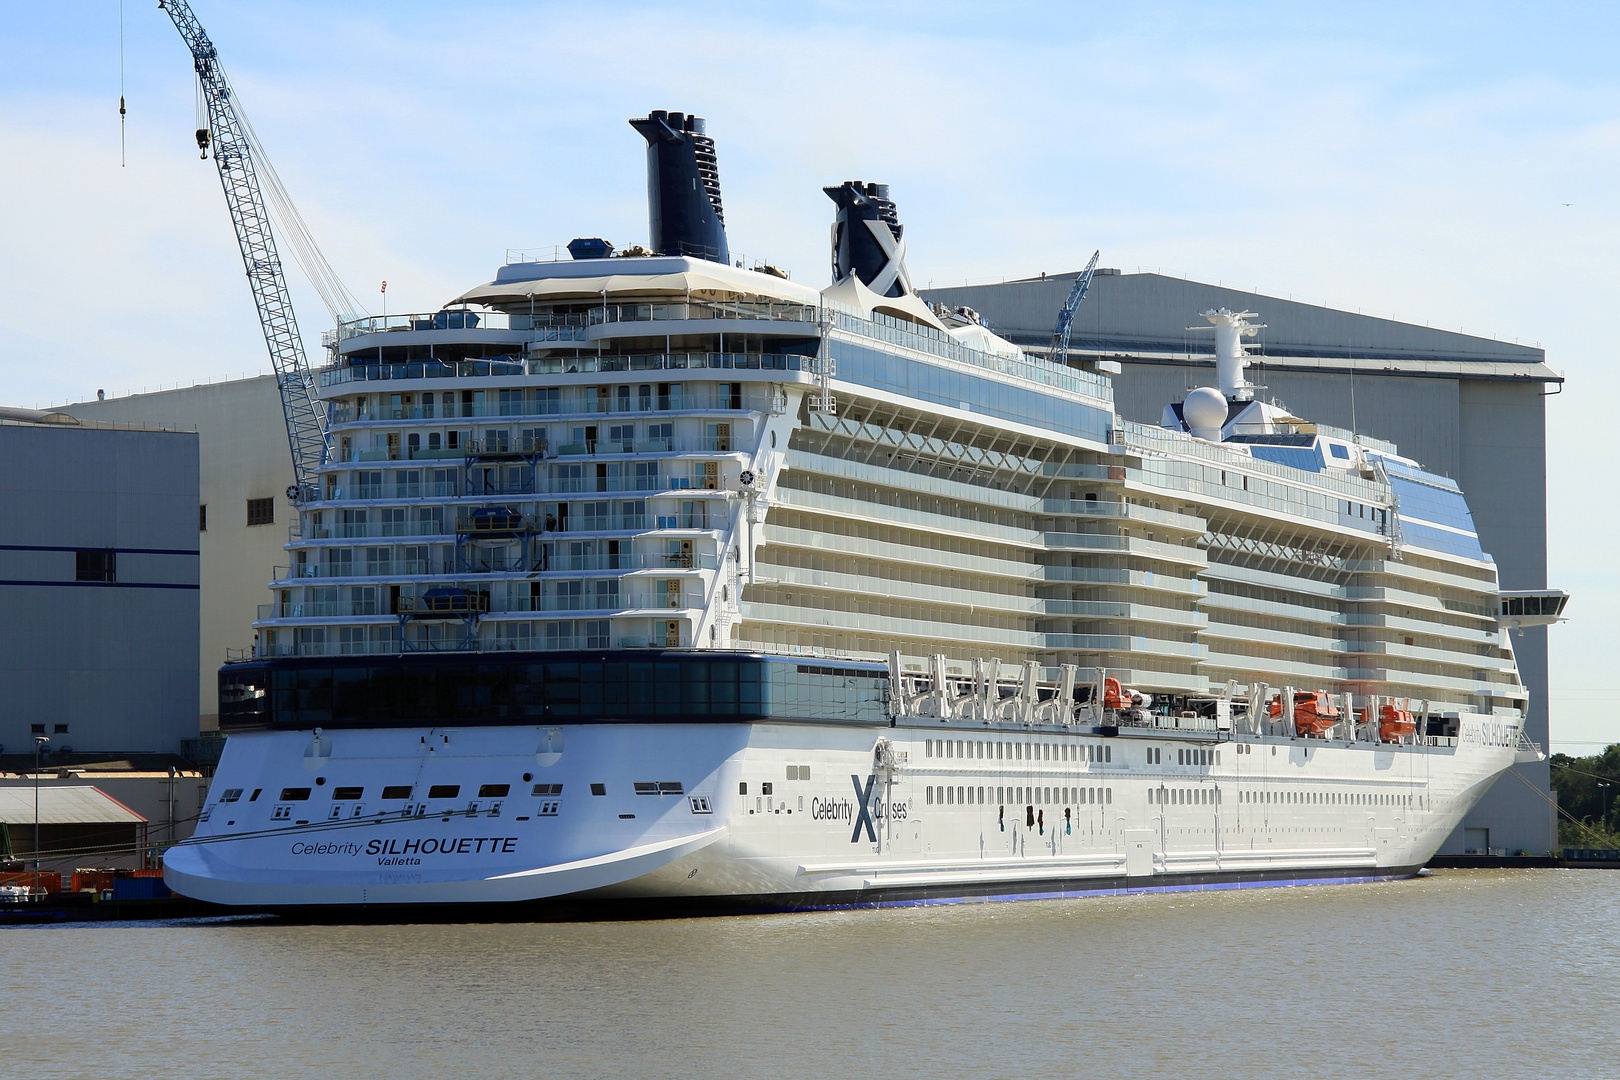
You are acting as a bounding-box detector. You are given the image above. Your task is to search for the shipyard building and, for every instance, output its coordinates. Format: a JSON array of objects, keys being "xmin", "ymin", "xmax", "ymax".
[
  {"xmin": 920, "ymin": 271, "xmax": 1562, "ymax": 856},
  {"xmin": 68, "ymin": 376, "xmax": 294, "ymax": 732},
  {"xmin": 0, "ymin": 411, "xmax": 200, "ymax": 756}
]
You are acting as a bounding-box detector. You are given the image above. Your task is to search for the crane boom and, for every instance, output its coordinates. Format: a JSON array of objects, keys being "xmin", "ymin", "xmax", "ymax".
[
  {"xmin": 1048, "ymin": 249, "xmax": 1101, "ymax": 367},
  {"xmin": 159, "ymin": 0, "xmax": 329, "ymax": 499}
]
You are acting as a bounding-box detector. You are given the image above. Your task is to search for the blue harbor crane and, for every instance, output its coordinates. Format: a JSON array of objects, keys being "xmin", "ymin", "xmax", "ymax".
[
  {"xmin": 1047, "ymin": 249, "xmax": 1101, "ymax": 367},
  {"xmin": 158, "ymin": 0, "xmax": 336, "ymax": 500}
]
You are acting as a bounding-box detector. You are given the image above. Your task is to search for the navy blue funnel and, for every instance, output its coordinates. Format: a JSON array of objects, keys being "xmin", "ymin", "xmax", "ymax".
[
  {"xmin": 825, "ymin": 180, "xmax": 911, "ymax": 297},
  {"xmin": 628, "ymin": 111, "xmax": 730, "ymax": 264}
]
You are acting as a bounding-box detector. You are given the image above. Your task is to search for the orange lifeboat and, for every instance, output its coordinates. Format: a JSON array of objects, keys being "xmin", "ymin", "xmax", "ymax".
[
  {"xmin": 1378, "ymin": 702, "xmax": 1417, "ymax": 742},
  {"xmin": 1268, "ymin": 691, "xmax": 1341, "ymax": 737},
  {"xmin": 1101, "ymin": 677, "xmax": 1151, "ymax": 712}
]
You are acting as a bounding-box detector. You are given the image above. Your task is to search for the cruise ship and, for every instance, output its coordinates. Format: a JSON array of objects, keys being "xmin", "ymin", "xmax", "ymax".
[{"xmin": 164, "ymin": 110, "xmax": 1554, "ymax": 912}]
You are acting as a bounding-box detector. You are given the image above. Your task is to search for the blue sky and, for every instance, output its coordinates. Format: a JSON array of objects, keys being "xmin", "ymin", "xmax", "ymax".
[{"xmin": 3, "ymin": 1, "xmax": 1616, "ymax": 749}]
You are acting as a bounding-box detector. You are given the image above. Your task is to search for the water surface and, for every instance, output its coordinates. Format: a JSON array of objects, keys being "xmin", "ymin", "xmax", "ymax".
[{"xmin": 3, "ymin": 870, "xmax": 1613, "ymax": 1079}]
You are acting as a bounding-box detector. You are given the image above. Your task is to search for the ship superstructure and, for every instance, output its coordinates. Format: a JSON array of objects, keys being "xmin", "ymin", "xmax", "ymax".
[{"xmin": 167, "ymin": 112, "xmax": 1552, "ymax": 911}]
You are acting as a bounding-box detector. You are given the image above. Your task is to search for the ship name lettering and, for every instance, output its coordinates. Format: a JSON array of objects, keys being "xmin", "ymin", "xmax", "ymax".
[
  {"xmin": 810, "ymin": 797, "xmax": 852, "ymax": 823},
  {"xmin": 363, "ymin": 837, "xmax": 519, "ymax": 856}
]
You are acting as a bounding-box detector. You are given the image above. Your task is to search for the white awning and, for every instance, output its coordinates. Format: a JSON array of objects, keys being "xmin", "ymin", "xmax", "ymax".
[
  {"xmin": 821, "ymin": 274, "xmax": 949, "ymax": 332},
  {"xmin": 456, "ymin": 268, "xmax": 823, "ymax": 307}
]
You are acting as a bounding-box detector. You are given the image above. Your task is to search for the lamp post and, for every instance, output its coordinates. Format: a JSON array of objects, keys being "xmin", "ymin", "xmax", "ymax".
[
  {"xmin": 1599, "ymin": 781, "xmax": 1613, "ymax": 845},
  {"xmin": 32, "ymin": 735, "xmax": 48, "ymax": 892}
]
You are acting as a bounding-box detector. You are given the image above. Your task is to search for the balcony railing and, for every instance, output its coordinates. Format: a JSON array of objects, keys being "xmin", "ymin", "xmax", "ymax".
[
  {"xmin": 327, "ymin": 386, "xmax": 748, "ymax": 423},
  {"xmin": 554, "ymin": 436, "xmax": 736, "ymax": 456},
  {"xmin": 330, "ymin": 300, "xmax": 816, "ymax": 346},
  {"xmin": 320, "ymin": 352, "xmax": 814, "ymax": 387}
]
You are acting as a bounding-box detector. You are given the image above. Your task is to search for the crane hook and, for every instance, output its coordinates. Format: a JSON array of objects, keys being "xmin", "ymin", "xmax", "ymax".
[{"xmin": 196, "ymin": 128, "xmax": 211, "ymax": 158}]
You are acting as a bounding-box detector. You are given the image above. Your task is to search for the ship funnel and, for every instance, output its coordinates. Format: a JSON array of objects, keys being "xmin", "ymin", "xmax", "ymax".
[
  {"xmin": 825, "ymin": 180, "xmax": 912, "ymax": 297},
  {"xmin": 628, "ymin": 110, "xmax": 730, "ymax": 263}
]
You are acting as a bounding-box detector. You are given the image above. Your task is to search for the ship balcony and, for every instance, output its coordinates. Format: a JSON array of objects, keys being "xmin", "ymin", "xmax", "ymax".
[
  {"xmin": 455, "ymin": 509, "xmax": 538, "ymax": 537},
  {"xmin": 271, "ymin": 549, "xmax": 719, "ymax": 584},
  {"xmin": 1040, "ymin": 499, "xmax": 1206, "ymax": 532},
  {"xmin": 1039, "ymin": 634, "xmax": 1206, "ymax": 660},
  {"xmin": 465, "ymin": 435, "xmax": 548, "ymax": 458},
  {"xmin": 310, "ymin": 474, "xmax": 731, "ymax": 500},
  {"xmin": 396, "ymin": 590, "xmax": 490, "ymax": 618},
  {"xmin": 326, "ymin": 386, "xmax": 757, "ymax": 425},
  {"xmin": 1039, "ymin": 565, "xmax": 1208, "ymax": 597},
  {"xmin": 255, "ymin": 584, "xmax": 706, "ymax": 625},
  {"xmin": 554, "ymin": 436, "xmax": 742, "ymax": 456},
  {"xmin": 319, "ymin": 351, "xmax": 818, "ymax": 389},
  {"xmin": 1040, "ymin": 599, "xmax": 1209, "ymax": 629}
]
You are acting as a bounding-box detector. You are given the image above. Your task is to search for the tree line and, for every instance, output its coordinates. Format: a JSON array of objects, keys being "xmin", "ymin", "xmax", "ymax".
[{"xmin": 1550, "ymin": 744, "xmax": 1620, "ymax": 848}]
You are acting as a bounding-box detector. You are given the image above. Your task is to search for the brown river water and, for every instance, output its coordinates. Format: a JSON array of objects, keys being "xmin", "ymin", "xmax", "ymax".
[{"xmin": 2, "ymin": 869, "xmax": 1614, "ymax": 1079}]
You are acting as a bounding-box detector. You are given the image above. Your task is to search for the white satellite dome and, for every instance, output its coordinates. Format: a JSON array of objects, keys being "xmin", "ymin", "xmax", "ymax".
[{"xmin": 1182, "ymin": 386, "xmax": 1228, "ymax": 441}]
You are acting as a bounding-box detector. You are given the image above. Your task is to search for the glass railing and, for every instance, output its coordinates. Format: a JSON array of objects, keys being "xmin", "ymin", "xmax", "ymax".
[
  {"xmin": 829, "ymin": 307, "xmax": 1113, "ymax": 403},
  {"xmin": 328, "ymin": 387, "xmax": 746, "ymax": 422},
  {"xmin": 325, "ymin": 299, "xmax": 1112, "ymax": 407},
  {"xmin": 319, "ymin": 352, "xmax": 811, "ymax": 387}
]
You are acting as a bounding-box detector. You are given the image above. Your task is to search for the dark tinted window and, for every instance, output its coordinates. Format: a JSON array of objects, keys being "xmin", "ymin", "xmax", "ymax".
[
  {"xmin": 247, "ymin": 497, "xmax": 275, "ymax": 526},
  {"xmin": 427, "ymin": 784, "xmax": 460, "ymax": 799},
  {"xmin": 380, "ymin": 785, "xmax": 412, "ymax": 800},
  {"xmin": 219, "ymin": 652, "xmax": 889, "ymax": 731},
  {"xmin": 590, "ymin": 783, "xmax": 606, "ymax": 796},
  {"xmin": 279, "ymin": 787, "xmax": 311, "ymax": 801},
  {"xmin": 75, "ymin": 550, "xmax": 115, "ymax": 582},
  {"xmin": 332, "ymin": 787, "xmax": 363, "ymax": 800},
  {"xmin": 477, "ymin": 784, "xmax": 511, "ymax": 798}
]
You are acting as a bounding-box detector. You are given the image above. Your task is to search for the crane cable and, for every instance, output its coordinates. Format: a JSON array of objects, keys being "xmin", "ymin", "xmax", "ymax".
[
  {"xmin": 193, "ymin": 69, "xmax": 367, "ymax": 323},
  {"xmin": 118, "ymin": 0, "xmax": 126, "ymax": 167},
  {"xmin": 235, "ymin": 104, "xmax": 368, "ymax": 322}
]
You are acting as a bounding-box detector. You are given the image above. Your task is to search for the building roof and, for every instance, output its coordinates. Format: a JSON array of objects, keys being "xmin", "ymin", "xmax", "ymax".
[
  {"xmin": 0, "ymin": 785, "xmax": 147, "ymax": 826},
  {"xmin": 921, "ymin": 271, "xmax": 1559, "ymax": 382}
]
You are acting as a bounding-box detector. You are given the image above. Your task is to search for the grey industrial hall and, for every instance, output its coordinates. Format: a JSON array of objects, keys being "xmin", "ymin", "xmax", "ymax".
[{"xmin": 0, "ymin": 409, "xmax": 200, "ymax": 758}]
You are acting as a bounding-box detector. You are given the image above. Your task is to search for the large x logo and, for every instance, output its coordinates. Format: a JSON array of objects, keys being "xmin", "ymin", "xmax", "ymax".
[
  {"xmin": 862, "ymin": 219, "xmax": 913, "ymax": 297},
  {"xmin": 850, "ymin": 773, "xmax": 877, "ymax": 843}
]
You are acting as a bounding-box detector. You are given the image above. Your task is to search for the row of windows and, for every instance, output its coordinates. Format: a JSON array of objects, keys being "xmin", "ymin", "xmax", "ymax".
[
  {"xmin": 220, "ymin": 653, "xmax": 890, "ymax": 728},
  {"xmin": 273, "ymin": 782, "xmax": 511, "ymax": 802},
  {"xmin": 926, "ymin": 785, "xmax": 1113, "ymax": 806},
  {"xmin": 1153, "ymin": 787, "xmax": 1221, "ymax": 806},
  {"xmin": 925, "ymin": 738, "xmax": 1112, "ymax": 764},
  {"xmin": 1240, "ymin": 789, "xmax": 1416, "ymax": 808},
  {"xmin": 831, "ymin": 340, "xmax": 1114, "ymax": 444},
  {"xmin": 226, "ymin": 781, "xmax": 716, "ymax": 807}
]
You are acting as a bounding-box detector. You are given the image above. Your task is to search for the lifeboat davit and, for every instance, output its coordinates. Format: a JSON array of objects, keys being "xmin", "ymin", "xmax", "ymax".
[{"xmin": 1268, "ymin": 691, "xmax": 1341, "ymax": 738}]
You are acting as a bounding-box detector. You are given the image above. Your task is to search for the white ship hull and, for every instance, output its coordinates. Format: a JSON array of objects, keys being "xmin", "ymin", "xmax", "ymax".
[{"xmin": 165, "ymin": 711, "xmax": 1520, "ymax": 910}]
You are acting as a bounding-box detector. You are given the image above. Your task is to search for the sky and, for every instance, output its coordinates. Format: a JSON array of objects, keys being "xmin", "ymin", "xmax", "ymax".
[{"xmin": 2, "ymin": 1, "xmax": 1616, "ymax": 751}]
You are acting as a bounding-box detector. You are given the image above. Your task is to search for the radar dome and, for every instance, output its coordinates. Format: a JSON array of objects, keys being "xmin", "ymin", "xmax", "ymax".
[{"xmin": 1182, "ymin": 386, "xmax": 1228, "ymax": 441}]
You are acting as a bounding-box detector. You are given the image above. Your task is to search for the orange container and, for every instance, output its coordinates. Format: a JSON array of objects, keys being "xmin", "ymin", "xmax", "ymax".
[
  {"xmin": 72, "ymin": 871, "xmax": 117, "ymax": 894},
  {"xmin": 0, "ymin": 871, "xmax": 63, "ymax": 894}
]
